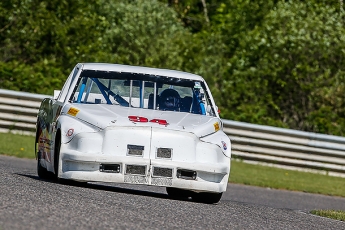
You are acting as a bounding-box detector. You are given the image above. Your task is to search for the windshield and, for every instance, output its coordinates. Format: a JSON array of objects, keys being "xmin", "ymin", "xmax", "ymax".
[{"xmin": 69, "ymin": 70, "xmax": 216, "ymax": 116}]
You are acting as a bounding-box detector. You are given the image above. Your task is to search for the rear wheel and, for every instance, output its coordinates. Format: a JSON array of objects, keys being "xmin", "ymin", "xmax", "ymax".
[{"xmin": 192, "ymin": 192, "xmax": 223, "ymax": 204}]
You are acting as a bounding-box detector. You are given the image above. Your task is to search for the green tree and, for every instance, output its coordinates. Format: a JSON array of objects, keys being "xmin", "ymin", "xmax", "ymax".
[
  {"xmin": 0, "ymin": 0, "xmax": 106, "ymax": 93},
  {"xmin": 0, "ymin": 0, "xmax": 103, "ymax": 65},
  {"xmin": 0, "ymin": 0, "xmax": 211, "ymax": 94},
  {"xmin": 158, "ymin": 0, "xmax": 227, "ymax": 32},
  {"xmin": 223, "ymin": 2, "xmax": 345, "ymax": 134},
  {"xmin": 96, "ymin": 0, "xmax": 203, "ymax": 71}
]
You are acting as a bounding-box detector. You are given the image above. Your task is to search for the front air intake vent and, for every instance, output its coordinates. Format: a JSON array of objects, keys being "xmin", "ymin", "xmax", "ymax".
[
  {"xmin": 177, "ymin": 169, "xmax": 197, "ymax": 180},
  {"xmin": 125, "ymin": 165, "xmax": 146, "ymax": 175},
  {"xmin": 99, "ymin": 164, "xmax": 120, "ymax": 173},
  {"xmin": 151, "ymin": 177, "xmax": 172, "ymax": 186},
  {"xmin": 156, "ymin": 148, "xmax": 172, "ymax": 159},
  {"xmin": 153, "ymin": 167, "xmax": 173, "ymax": 178},
  {"xmin": 124, "ymin": 175, "xmax": 147, "ymax": 184}
]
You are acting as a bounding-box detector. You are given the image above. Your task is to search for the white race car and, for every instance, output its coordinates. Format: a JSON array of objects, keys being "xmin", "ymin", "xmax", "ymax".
[{"xmin": 36, "ymin": 63, "xmax": 231, "ymax": 204}]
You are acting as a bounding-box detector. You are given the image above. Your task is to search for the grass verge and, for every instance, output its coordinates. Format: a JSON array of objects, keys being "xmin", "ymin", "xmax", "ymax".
[
  {"xmin": 311, "ymin": 210, "xmax": 345, "ymax": 221},
  {"xmin": 230, "ymin": 160, "xmax": 345, "ymax": 197},
  {"xmin": 0, "ymin": 132, "xmax": 35, "ymax": 159}
]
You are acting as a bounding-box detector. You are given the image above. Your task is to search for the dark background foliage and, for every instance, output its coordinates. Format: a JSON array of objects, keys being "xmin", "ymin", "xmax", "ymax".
[{"xmin": 1, "ymin": 0, "xmax": 345, "ymax": 135}]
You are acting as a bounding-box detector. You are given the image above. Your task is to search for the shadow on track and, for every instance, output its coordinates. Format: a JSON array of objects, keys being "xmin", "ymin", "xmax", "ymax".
[{"xmin": 17, "ymin": 173, "xmax": 194, "ymax": 203}]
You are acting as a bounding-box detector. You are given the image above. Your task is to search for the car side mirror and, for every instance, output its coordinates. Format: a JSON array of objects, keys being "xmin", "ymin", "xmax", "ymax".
[
  {"xmin": 206, "ymin": 105, "xmax": 212, "ymax": 114},
  {"xmin": 207, "ymin": 105, "xmax": 220, "ymax": 115},
  {"xmin": 215, "ymin": 106, "xmax": 220, "ymax": 114},
  {"xmin": 54, "ymin": 90, "xmax": 61, "ymax": 100}
]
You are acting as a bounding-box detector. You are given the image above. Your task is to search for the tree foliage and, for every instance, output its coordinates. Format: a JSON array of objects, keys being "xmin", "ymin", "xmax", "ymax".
[
  {"xmin": 97, "ymin": 0, "xmax": 194, "ymax": 69},
  {"xmin": 0, "ymin": 0, "xmax": 104, "ymax": 93},
  {"xmin": 1, "ymin": 0, "xmax": 345, "ymax": 135},
  {"xmin": 222, "ymin": 2, "xmax": 345, "ymax": 135}
]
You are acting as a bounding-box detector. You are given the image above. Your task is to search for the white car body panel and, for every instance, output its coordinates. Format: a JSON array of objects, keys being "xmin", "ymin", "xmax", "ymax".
[{"xmin": 36, "ymin": 63, "xmax": 231, "ymax": 196}]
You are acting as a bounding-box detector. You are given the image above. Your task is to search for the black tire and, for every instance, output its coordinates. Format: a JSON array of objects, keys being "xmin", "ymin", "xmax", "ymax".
[
  {"xmin": 192, "ymin": 192, "xmax": 223, "ymax": 204},
  {"xmin": 166, "ymin": 187, "xmax": 193, "ymax": 199},
  {"xmin": 36, "ymin": 121, "xmax": 51, "ymax": 179},
  {"xmin": 54, "ymin": 131, "xmax": 62, "ymax": 181},
  {"xmin": 37, "ymin": 151, "xmax": 54, "ymax": 180}
]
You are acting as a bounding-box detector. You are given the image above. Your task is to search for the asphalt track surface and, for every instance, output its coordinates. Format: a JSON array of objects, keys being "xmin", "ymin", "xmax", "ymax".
[{"xmin": 1, "ymin": 155, "xmax": 344, "ymax": 229}]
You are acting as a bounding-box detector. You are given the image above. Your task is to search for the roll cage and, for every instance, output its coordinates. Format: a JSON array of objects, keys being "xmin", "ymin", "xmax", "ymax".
[{"xmin": 68, "ymin": 70, "xmax": 216, "ymax": 116}]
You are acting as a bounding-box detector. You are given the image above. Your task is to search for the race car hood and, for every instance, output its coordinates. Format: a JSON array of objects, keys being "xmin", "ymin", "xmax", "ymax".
[{"xmin": 61, "ymin": 104, "xmax": 221, "ymax": 138}]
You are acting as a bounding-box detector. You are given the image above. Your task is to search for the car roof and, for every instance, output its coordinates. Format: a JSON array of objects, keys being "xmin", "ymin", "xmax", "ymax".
[{"xmin": 80, "ymin": 63, "xmax": 205, "ymax": 81}]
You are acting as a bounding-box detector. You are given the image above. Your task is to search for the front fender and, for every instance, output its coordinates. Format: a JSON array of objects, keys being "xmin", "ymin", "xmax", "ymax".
[
  {"xmin": 200, "ymin": 131, "xmax": 231, "ymax": 158},
  {"xmin": 57, "ymin": 115, "xmax": 102, "ymax": 144}
]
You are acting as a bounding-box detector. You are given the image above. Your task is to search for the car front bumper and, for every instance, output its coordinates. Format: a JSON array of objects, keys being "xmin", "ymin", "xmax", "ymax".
[{"xmin": 58, "ymin": 127, "xmax": 231, "ymax": 193}]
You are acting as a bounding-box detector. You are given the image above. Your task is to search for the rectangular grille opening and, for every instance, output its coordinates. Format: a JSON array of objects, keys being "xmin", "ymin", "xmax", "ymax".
[
  {"xmin": 99, "ymin": 164, "xmax": 120, "ymax": 173},
  {"xmin": 127, "ymin": 145, "xmax": 144, "ymax": 156},
  {"xmin": 156, "ymin": 148, "xmax": 172, "ymax": 159},
  {"xmin": 151, "ymin": 177, "xmax": 172, "ymax": 186},
  {"xmin": 153, "ymin": 167, "xmax": 173, "ymax": 178},
  {"xmin": 124, "ymin": 175, "xmax": 148, "ymax": 184},
  {"xmin": 177, "ymin": 169, "xmax": 197, "ymax": 180},
  {"xmin": 125, "ymin": 165, "xmax": 146, "ymax": 175}
]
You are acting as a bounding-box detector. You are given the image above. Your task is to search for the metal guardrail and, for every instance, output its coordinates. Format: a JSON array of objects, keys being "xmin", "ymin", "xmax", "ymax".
[
  {"xmin": 224, "ymin": 120, "xmax": 345, "ymax": 177},
  {"xmin": 0, "ymin": 89, "xmax": 50, "ymax": 135},
  {"xmin": 1, "ymin": 88, "xmax": 345, "ymax": 177}
]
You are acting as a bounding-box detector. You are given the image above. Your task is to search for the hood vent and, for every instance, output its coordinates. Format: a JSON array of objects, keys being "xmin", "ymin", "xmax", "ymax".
[
  {"xmin": 156, "ymin": 148, "xmax": 172, "ymax": 159},
  {"xmin": 127, "ymin": 144, "xmax": 144, "ymax": 156}
]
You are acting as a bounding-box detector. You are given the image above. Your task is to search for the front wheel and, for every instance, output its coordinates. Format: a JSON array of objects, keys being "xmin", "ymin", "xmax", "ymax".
[
  {"xmin": 36, "ymin": 122, "xmax": 53, "ymax": 180},
  {"xmin": 37, "ymin": 151, "xmax": 54, "ymax": 180},
  {"xmin": 192, "ymin": 192, "xmax": 223, "ymax": 204},
  {"xmin": 53, "ymin": 131, "xmax": 61, "ymax": 180}
]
